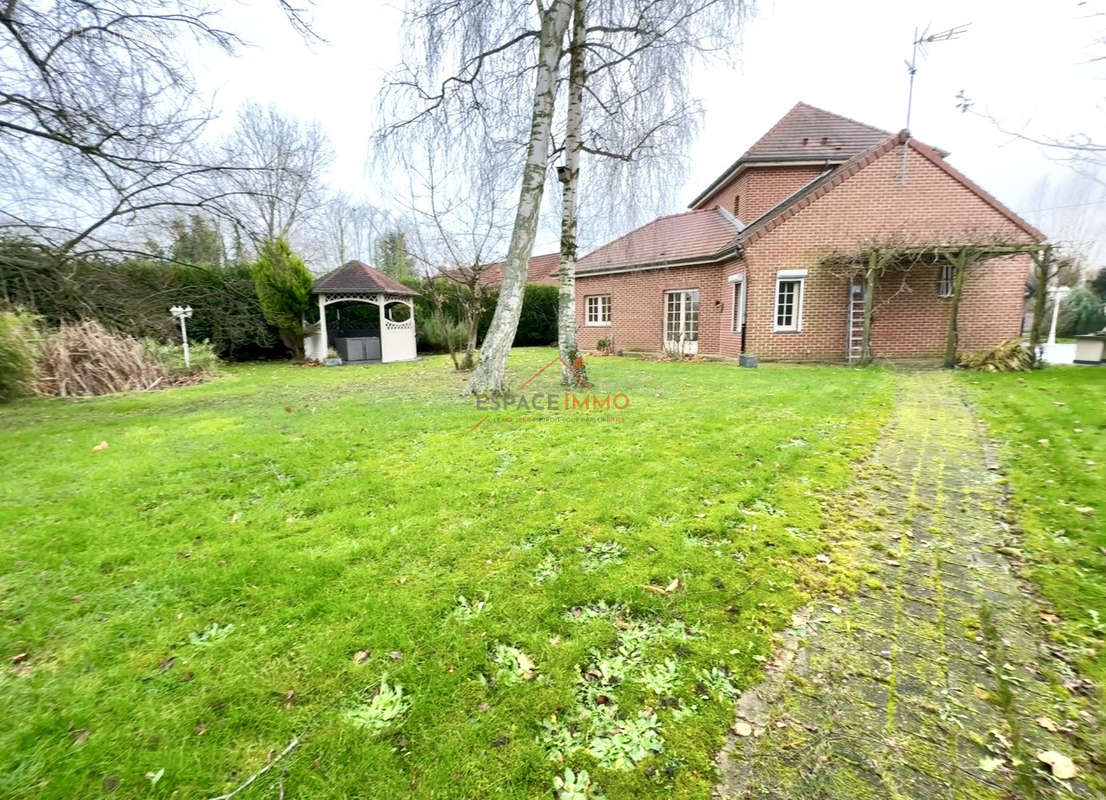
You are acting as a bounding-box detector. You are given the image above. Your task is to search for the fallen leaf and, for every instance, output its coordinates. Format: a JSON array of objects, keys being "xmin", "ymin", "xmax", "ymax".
[
  {"xmin": 1037, "ymin": 750, "xmax": 1077, "ymax": 780},
  {"xmin": 549, "ymin": 635, "xmax": 561, "ymax": 646},
  {"xmin": 353, "ymin": 650, "xmax": 371, "ymax": 664},
  {"xmin": 516, "ymin": 651, "xmax": 536, "ymax": 680},
  {"xmin": 1038, "ymin": 438, "xmax": 1050, "ymax": 446},
  {"xmin": 281, "ymin": 689, "xmax": 296, "ymax": 709},
  {"xmin": 388, "ymin": 650, "xmax": 403, "ymax": 661},
  {"xmin": 972, "ymin": 684, "xmax": 991, "ymax": 701},
  {"xmin": 157, "ymin": 657, "xmax": 175, "ymax": 673},
  {"xmin": 230, "ymin": 513, "xmax": 240, "ymax": 523},
  {"xmin": 73, "ymin": 729, "xmax": 90, "ymax": 746},
  {"xmin": 103, "ymin": 775, "xmax": 118, "ymax": 792},
  {"xmin": 10, "ymin": 652, "xmax": 27, "ymax": 664},
  {"xmin": 665, "ymin": 577, "xmax": 680, "ymax": 593},
  {"xmin": 1040, "ymin": 612, "xmax": 1061, "ymax": 624},
  {"xmin": 92, "ymin": 440, "xmax": 109, "ymax": 452},
  {"xmin": 284, "ymin": 406, "xmax": 293, "ymax": 413},
  {"xmin": 195, "ymin": 722, "xmax": 206, "ymax": 736},
  {"xmin": 693, "ymin": 513, "xmax": 707, "ymax": 519},
  {"xmin": 815, "ymin": 554, "xmax": 831, "ymax": 564},
  {"xmin": 1035, "ymin": 716, "xmax": 1059, "ymax": 733},
  {"xmin": 978, "ymin": 756, "xmax": 1003, "ymax": 772},
  {"xmin": 1074, "ymin": 506, "xmax": 1094, "ymax": 515},
  {"xmin": 732, "ymin": 721, "xmax": 753, "ymax": 737},
  {"xmin": 146, "ymin": 768, "xmax": 164, "ymax": 786}
]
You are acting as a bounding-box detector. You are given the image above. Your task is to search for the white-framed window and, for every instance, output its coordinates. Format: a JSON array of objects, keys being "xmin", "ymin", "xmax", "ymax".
[
  {"xmin": 774, "ymin": 269, "xmax": 806, "ymax": 332},
  {"xmin": 585, "ymin": 294, "xmax": 611, "ymax": 325},
  {"xmin": 664, "ymin": 289, "xmax": 699, "ymax": 346},
  {"xmin": 937, "ymin": 264, "xmax": 954, "ymax": 298},
  {"xmin": 729, "ymin": 275, "xmax": 746, "ymax": 333}
]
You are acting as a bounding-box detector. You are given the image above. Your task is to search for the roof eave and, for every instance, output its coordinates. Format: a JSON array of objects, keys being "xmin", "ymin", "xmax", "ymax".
[
  {"xmin": 688, "ymin": 156, "xmax": 852, "ymax": 209},
  {"xmin": 577, "ymin": 243, "xmax": 743, "ymax": 278}
]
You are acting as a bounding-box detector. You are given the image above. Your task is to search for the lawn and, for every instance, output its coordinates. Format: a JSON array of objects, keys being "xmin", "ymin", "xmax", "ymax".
[
  {"xmin": 0, "ymin": 349, "xmax": 893, "ymax": 799},
  {"xmin": 960, "ymin": 367, "xmax": 1106, "ymax": 693}
]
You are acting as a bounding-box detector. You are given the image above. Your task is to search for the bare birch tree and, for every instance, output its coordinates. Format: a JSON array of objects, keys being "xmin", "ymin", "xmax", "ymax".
[
  {"xmin": 553, "ymin": 0, "xmax": 750, "ymax": 385},
  {"xmin": 382, "ymin": 0, "xmax": 575, "ymax": 395}
]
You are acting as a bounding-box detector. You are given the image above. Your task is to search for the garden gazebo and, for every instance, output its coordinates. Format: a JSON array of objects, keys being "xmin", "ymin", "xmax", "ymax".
[{"xmin": 304, "ymin": 260, "xmax": 418, "ymax": 364}]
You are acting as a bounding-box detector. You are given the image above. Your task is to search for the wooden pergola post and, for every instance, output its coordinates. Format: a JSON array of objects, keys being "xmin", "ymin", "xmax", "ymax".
[{"xmin": 943, "ymin": 250, "xmax": 969, "ymax": 369}]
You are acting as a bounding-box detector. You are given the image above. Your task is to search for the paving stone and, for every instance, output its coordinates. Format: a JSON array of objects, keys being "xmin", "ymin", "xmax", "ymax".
[{"xmin": 714, "ymin": 372, "xmax": 1101, "ymax": 800}]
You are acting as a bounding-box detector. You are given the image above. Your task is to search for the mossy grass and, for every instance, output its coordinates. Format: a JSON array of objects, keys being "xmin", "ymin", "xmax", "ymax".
[{"xmin": 0, "ymin": 348, "xmax": 892, "ymax": 799}]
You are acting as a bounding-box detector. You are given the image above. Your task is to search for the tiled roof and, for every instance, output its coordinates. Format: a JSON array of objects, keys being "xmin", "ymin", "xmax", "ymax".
[
  {"xmin": 738, "ymin": 131, "xmax": 1045, "ymax": 245},
  {"xmin": 463, "ymin": 252, "xmax": 560, "ymax": 286},
  {"xmin": 576, "ymin": 208, "xmax": 743, "ymax": 274},
  {"xmin": 313, "ymin": 260, "xmax": 418, "ymax": 295},
  {"xmin": 743, "ymin": 102, "xmax": 890, "ymax": 161},
  {"xmin": 690, "ymin": 102, "xmax": 893, "ymax": 209}
]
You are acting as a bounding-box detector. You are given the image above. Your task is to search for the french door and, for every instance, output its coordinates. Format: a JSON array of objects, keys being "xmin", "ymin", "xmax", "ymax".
[{"xmin": 664, "ymin": 289, "xmax": 699, "ymax": 355}]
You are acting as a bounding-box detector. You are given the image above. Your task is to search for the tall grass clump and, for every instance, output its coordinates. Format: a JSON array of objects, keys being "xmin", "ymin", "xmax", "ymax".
[
  {"xmin": 0, "ymin": 309, "xmax": 39, "ymax": 402},
  {"xmin": 34, "ymin": 320, "xmax": 218, "ymax": 397}
]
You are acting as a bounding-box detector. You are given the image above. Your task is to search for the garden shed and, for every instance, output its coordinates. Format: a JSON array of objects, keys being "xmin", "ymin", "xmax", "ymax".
[{"xmin": 304, "ymin": 260, "xmax": 418, "ymax": 364}]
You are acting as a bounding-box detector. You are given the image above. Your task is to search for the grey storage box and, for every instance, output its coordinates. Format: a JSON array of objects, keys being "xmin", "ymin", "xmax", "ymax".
[{"xmin": 336, "ymin": 336, "xmax": 381, "ymax": 362}]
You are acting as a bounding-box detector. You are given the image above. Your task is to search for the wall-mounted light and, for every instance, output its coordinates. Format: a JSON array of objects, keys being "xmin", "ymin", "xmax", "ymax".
[{"xmin": 714, "ymin": 299, "xmax": 724, "ymax": 312}]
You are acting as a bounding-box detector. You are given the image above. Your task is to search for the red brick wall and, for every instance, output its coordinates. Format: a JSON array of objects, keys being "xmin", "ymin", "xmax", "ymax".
[
  {"xmin": 577, "ymin": 143, "xmax": 1035, "ymax": 361},
  {"xmin": 737, "ymin": 143, "xmax": 1034, "ymax": 361},
  {"xmin": 576, "ymin": 264, "xmax": 731, "ymax": 354},
  {"xmin": 702, "ymin": 165, "xmax": 826, "ymax": 222}
]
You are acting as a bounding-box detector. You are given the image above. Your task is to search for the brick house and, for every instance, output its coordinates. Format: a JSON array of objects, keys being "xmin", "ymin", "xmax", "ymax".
[{"xmin": 574, "ymin": 102, "xmax": 1045, "ymax": 362}]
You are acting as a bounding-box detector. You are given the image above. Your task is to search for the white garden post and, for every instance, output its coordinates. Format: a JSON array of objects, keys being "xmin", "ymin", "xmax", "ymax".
[
  {"xmin": 317, "ymin": 294, "xmax": 328, "ymax": 358},
  {"xmin": 170, "ymin": 305, "xmax": 193, "ymax": 368},
  {"xmin": 1047, "ymin": 286, "xmax": 1070, "ymax": 346}
]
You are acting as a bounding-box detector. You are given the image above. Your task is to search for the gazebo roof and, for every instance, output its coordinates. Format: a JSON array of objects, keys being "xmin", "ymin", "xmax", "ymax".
[{"xmin": 313, "ymin": 260, "xmax": 418, "ymax": 295}]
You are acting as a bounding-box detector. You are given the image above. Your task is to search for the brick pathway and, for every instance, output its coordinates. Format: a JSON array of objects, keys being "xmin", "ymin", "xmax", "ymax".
[{"xmin": 715, "ymin": 372, "xmax": 1102, "ymax": 799}]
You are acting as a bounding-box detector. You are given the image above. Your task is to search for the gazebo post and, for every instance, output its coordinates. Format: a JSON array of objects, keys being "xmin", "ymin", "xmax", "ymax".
[
  {"xmin": 317, "ymin": 294, "xmax": 328, "ymax": 356},
  {"xmin": 377, "ymin": 295, "xmax": 386, "ymax": 359}
]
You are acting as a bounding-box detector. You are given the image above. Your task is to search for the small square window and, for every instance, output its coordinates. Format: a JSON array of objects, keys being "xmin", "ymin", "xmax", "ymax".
[
  {"xmin": 937, "ymin": 265, "xmax": 954, "ymax": 298},
  {"xmin": 585, "ymin": 294, "xmax": 611, "ymax": 325}
]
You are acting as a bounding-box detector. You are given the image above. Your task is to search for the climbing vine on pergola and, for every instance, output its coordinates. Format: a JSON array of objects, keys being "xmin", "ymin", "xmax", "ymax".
[{"xmin": 821, "ymin": 239, "xmax": 1042, "ymax": 367}]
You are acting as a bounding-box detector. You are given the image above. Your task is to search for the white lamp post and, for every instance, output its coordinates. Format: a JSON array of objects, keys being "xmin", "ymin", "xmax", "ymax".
[
  {"xmin": 170, "ymin": 305, "xmax": 193, "ymax": 368},
  {"xmin": 1047, "ymin": 286, "xmax": 1070, "ymax": 346}
]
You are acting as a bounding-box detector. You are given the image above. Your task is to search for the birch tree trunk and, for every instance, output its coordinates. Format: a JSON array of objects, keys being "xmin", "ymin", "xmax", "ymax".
[
  {"xmin": 466, "ymin": 0, "xmax": 573, "ymax": 395},
  {"xmin": 557, "ymin": 0, "xmax": 588, "ymax": 387}
]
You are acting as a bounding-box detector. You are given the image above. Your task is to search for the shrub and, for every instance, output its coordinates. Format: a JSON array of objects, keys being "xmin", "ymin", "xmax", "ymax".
[
  {"xmin": 0, "ymin": 236, "xmax": 283, "ymax": 361},
  {"xmin": 478, "ymin": 284, "xmax": 558, "ymax": 347},
  {"xmin": 420, "ymin": 312, "xmax": 468, "ymax": 353},
  {"xmin": 1058, "ymin": 285, "xmax": 1106, "ymax": 337},
  {"xmin": 0, "ymin": 309, "xmax": 39, "ymax": 402},
  {"xmin": 142, "ymin": 338, "xmax": 221, "ymax": 376},
  {"xmin": 34, "ymin": 320, "xmax": 218, "ymax": 397},
  {"xmin": 957, "ymin": 339, "xmax": 1034, "ymax": 372},
  {"xmin": 250, "ymin": 237, "xmax": 313, "ymax": 358}
]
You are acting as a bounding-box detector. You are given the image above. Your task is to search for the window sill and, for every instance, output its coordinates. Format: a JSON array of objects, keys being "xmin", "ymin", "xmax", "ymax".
[
  {"xmin": 772, "ymin": 328, "xmax": 802, "ymax": 334},
  {"xmin": 584, "ymin": 322, "xmax": 612, "ymax": 327}
]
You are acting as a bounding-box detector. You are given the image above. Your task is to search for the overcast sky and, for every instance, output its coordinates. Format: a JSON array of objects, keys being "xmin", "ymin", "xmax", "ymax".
[{"xmin": 198, "ymin": 0, "xmax": 1106, "ymax": 261}]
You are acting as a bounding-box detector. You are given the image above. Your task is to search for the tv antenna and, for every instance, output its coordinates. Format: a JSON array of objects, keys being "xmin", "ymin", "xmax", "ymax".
[{"xmin": 899, "ymin": 23, "xmax": 970, "ymax": 184}]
